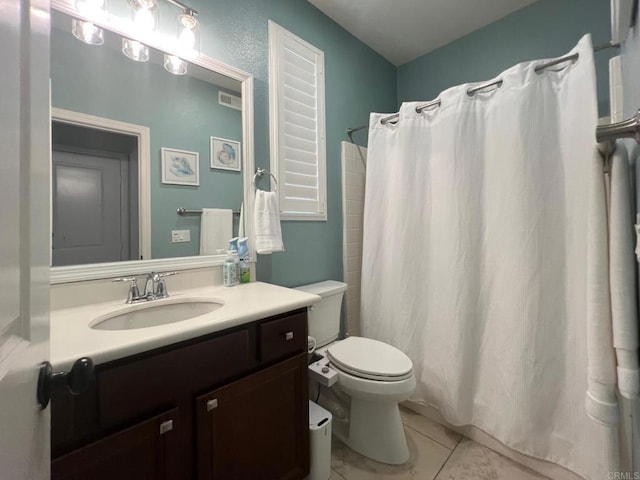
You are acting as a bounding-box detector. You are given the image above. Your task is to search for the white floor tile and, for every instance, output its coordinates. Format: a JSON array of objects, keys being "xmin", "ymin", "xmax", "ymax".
[
  {"xmin": 330, "ymin": 468, "xmax": 348, "ymax": 480},
  {"xmin": 434, "ymin": 439, "xmax": 549, "ymax": 480},
  {"xmin": 331, "ymin": 427, "xmax": 452, "ymax": 480},
  {"xmin": 400, "ymin": 406, "xmax": 462, "ymax": 450}
]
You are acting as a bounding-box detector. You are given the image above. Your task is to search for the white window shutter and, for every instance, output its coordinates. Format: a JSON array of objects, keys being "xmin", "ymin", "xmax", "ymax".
[{"xmin": 268, "ymin": 21, "xmax": 327, "ymax": 221}]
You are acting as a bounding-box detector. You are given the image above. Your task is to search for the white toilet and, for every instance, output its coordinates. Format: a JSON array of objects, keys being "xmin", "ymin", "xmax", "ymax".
[{"xmin": 296, "ymin": 280, "xmax": 416, "ymax": 465}]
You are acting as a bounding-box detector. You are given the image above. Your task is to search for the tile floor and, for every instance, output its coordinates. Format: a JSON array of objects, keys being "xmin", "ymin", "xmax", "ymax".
[{"xmin": 328, "ymin": 406, "xmax": 549, "ymax": 480}]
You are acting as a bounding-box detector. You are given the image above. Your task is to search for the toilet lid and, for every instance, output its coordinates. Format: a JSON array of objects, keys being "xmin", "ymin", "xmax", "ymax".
[{"xmin": 327, "ymin": 337, "xmax": 413, "ymax": 381}]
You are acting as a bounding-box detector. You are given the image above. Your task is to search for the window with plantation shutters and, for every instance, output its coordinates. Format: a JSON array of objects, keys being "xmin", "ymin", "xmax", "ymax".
[{"xmin": 268, "ymin": 21, "xmax": 327, "ymax": 221}]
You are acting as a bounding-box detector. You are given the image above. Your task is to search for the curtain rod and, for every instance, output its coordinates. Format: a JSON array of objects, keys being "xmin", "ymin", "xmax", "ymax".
[{"xmin": 346, "ymin": 41, "xmax": 621, "ymax": 142}]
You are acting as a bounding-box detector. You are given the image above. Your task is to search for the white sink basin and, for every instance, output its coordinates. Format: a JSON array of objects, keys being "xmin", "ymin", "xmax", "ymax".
[{"xmin": 91, "ymin": 298, "xmax": 224, "ymax": 331}]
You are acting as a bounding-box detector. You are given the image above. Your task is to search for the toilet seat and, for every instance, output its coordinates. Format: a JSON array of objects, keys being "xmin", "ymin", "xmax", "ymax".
[{"xmin": 327, "ymin": 337, "xmax": 413, "ymax": 382}]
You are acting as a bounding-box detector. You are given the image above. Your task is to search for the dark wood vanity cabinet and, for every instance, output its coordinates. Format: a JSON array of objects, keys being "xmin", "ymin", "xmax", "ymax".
[
  {"xmin": 51, "ymin": 408, "xmax": 181, "ymax": 480},
  {"xmin": 51, "ymin": 309, "xmax": 310, "ymax": 480},
  {"xmin": 196, "ymin": 354, "xmax": 308, "ymax": 480}
]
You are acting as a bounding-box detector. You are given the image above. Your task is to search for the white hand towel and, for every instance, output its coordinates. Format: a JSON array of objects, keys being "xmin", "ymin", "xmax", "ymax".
[
  {"xmin": 609, "ymin": 144, "xmax": 640, "ymax": 399},
  {"xmin": 254, "ymin": 190, "xmax": 284, "ymax": 254},
  {"xmin": 199, "ymin": 208, "xmax": 232, "ymax": 255},
  {"xmin": 586, "ymin": 147, "xmax": 619, "ymax": 425}
]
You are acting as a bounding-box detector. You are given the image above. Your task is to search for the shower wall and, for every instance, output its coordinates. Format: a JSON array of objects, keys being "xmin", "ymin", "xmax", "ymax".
[{"xmin": 341, "ymin": 141, "xmax": 367, "ymax": 337}]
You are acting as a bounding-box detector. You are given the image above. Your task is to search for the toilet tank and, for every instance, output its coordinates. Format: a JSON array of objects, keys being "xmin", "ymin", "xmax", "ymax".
[{"xmin": 295, "ymin": 280, "xmax": 347, "ymax": 348}]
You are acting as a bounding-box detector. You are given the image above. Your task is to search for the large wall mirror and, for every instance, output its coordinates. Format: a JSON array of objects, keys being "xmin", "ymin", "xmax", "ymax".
[{"xmin": 50, "ymin": 1, "xmax": 255, "ymax": 283}]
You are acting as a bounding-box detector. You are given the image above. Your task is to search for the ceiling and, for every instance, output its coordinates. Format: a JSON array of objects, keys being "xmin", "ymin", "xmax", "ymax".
[{"xmin": 308, "ymin": 0, "xmax": 540, "ymax": 66}]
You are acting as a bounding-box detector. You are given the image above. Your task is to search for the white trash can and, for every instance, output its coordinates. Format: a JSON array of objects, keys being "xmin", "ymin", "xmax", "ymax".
[{"xmin": 308, "ymin": 400, "xmax": 332, "ymax": 480}]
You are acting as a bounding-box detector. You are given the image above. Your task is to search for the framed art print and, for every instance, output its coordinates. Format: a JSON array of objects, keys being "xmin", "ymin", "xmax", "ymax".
[
  {"xmin": 161, "ymin": 148, "xmax": 199, "ymax": 186},
  {"xmin": 210, "ymin": 137, "xmax": 241, "ymax": 172}
]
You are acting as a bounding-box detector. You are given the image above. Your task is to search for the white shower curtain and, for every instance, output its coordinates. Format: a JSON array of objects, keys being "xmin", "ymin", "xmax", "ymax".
[{"xmin": 362, "ymin": 35, "xmax": 623, "ymax": 479}]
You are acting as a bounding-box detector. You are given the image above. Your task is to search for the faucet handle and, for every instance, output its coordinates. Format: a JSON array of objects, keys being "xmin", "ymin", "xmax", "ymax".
[
  {"xmin": 154, "ymin": 271, "xmax": 178, "ymax": 299},
  {"xmin": 112, "ymin": 277, "xmax": 141, "ymax": 303},
  {"xmin": 112, "ymin": 276, "xmax": 137, "ymax": 283},
  {"xmin": 158, "ymin": 271, "xmax": 178, "ymax": 278}
]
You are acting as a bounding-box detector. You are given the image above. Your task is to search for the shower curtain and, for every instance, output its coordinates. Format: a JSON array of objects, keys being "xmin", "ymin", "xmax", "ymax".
[{"xmin": 361, "ymin": 35, "xmax": 623, "ymax": 479}]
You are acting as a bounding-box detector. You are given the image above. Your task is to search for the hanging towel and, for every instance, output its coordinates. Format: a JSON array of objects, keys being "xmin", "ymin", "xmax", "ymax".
[
  {"xmin": 254, "ymin": 190, "xmax": 284, "ymax": 254},
  {"xmin": 199, "ymin": 208, "xmax": 232, "ymax": 255},
  {"xmin": 586, "ymin": 147, "xmax": 619, "ymax": 425},
  {"xmin": 609, "ymin": 145, "xmax": 640, "ymax": 399}
]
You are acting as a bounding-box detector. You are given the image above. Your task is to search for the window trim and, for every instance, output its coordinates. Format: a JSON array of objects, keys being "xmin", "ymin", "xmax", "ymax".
[{"xmin": 268, "ymin": 20, "xmax": 327, "ymax": 222}]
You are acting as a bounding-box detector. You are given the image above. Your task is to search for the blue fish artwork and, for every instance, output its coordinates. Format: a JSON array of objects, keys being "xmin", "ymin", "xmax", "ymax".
[
  {"xmin": 169, "ymin": 156, "xmax": 195, "ymax": 177},
  {"xmin": 216, "ymin": 142, "xmax": 236, "ymax": 166}
]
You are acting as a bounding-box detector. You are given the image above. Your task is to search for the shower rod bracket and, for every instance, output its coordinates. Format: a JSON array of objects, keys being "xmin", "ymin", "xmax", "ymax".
[{"xmin": 596, "ymin": 110, "xmax": 640, "ymax": 144}]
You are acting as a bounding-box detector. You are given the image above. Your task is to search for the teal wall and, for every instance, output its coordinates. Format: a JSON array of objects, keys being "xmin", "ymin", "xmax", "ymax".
[
  {"xmin": 51, "ymin": 27, "xmax": 243, "ymax": 259},
  {"xmin": 184, "ymin": 0, "xmax": 398, "ymax": 287},
  {"xmin": 398, "ymin": 0, "xmax": 613, "ymax": 116}
]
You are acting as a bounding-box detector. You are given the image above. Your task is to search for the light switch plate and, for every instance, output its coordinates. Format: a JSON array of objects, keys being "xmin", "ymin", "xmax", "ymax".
[{"xmin": 171, "ymin": 230, "xmax": 191, "ymax": 243}]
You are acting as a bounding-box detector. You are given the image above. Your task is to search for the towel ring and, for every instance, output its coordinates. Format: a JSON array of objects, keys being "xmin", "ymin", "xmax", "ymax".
[{"xmin": 253, "ymin": 168, "xmax": 278, "ymax": 192}]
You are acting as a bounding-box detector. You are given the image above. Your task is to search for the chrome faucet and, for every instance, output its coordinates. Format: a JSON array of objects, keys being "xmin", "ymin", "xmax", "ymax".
[
  {"xmin": 113, "ymin": 271, "xmax": 178, "ymax": 304},
  {"xmin": 143, "ymin": 271, "xmax": 177, "ymax": 300}
]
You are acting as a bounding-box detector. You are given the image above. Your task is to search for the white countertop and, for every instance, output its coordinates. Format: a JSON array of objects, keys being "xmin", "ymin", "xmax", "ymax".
[{"xmin": 51, "ymin": 282, "xmax": 320, "ymax": 370}]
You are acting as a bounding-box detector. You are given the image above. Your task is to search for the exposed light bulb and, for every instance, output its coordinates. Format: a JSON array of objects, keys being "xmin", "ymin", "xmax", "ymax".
[
  {"xmin": 127, "ymin": 0, "xmax": 158, "ymax": 34},
  {"xmin": 122, "ymin": 38, "xmax": 149, "ymax": 62},
  {"xmin": 133, "ymin": 8, "xmax": 155, "ymax": 31},
  {"xmin": 75, "ymin": 0, "xmax": 107, "ymax": 16},
  {"xmin": 179, "ymin": 26, "xmax": 195, "ymax": 49},
  {"xmin": 72, "ymin": 18, "xmax": 104, "ymax": 45},
  {"xmin": 178, "ymin": 12, "xmax": 199, "ymax": 58},
  {"xmin": 164, "ymin": 55, "xmax": 187, "ymax": 75}
]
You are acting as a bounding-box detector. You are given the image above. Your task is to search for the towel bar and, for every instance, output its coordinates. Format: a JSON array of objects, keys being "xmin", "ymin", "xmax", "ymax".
[{"xmin": 177, "ymin": 208, "xmax": 241, "ymax": 216}]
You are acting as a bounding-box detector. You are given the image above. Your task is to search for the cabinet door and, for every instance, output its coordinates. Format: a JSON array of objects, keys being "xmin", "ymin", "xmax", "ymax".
[
  {"xmin": 196, "ymin": 353, "xmax": 309, "ymax": 480},
  {"xmin": 52, "ymin": 408, "xmax": 181, "ymax": 480}
]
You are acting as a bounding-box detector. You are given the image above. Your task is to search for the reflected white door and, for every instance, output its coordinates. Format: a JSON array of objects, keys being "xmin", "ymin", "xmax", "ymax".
[
  {"xmin": 0, "ymin": 0, "xmax": 51, "ymax": 479},
  {"xmin": 52, "ymin": 149, "xmax": 130, "ymax": 266}
]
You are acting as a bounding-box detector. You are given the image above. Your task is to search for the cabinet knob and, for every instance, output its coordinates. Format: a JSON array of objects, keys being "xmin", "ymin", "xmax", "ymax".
[
  {"xmin": 285, "ymin": 331, "xmax": 294, "ymax": 341},
  {"xmin": 159, "ymin": 419, "xmax": 173, "ymax": 435},
  {"xmin": 207, "ymin": 398, "xmax": 218, "ymax": 411}
]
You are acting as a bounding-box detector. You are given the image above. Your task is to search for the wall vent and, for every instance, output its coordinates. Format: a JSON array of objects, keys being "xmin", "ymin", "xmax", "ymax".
[{"xmin": 218, "ymin": 91, "xmax": 242, "ymax": 111}]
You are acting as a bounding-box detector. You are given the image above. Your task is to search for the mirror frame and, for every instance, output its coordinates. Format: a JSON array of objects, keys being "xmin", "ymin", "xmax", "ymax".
[{"xmin": 50, "ymin": 0, "xmax": 255, "ymax": 284}]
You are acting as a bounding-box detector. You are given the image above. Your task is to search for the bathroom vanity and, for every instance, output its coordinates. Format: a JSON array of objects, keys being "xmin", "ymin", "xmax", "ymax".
[{"xmin": 50, "ymin": 282, "xmax": 318, "ymax": 480}]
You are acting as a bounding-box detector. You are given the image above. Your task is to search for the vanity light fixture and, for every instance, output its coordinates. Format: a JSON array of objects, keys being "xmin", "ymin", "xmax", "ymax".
[
  {"xmin": 122, "ymin": 39, "xmax": 150, "ymax": 62},
  {"xmin": 122, "ymin": 0, "xmax": 158, "ymax": 62},
  {"xmin": 164, "ymin": 54, "xmax": 187, "ymax": 75},
  {"xmin": 74, "ymin": 0, "xmax": 107, "ymax": 16},
  {"xmin": 129, "ymin": 0, "xmax": 159, "ymax": 31},
  {"xmin": 72, "ymin": 0, "xmax": 107, "ymax": 45},
  {"xmin": 177, "ymin": 8, "xmax": 199, "ymax": 57},
  {"xmin": 70, "ymin": 0, "xmax": 200, "ymax": 64},
  {"xmin": 72, "ymin": 18, "xmax": 104, "ymax": 44}
]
